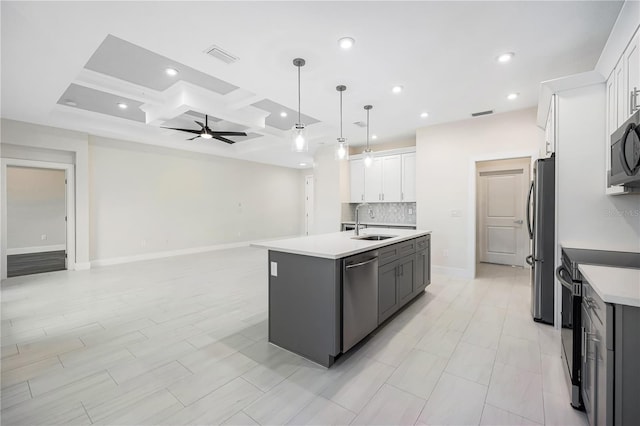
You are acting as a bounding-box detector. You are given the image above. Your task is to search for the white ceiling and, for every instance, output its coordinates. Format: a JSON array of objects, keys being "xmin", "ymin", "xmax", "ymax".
[{"xmin": 1, "ymin": 1, "xmax": 623, "ymax": 169}]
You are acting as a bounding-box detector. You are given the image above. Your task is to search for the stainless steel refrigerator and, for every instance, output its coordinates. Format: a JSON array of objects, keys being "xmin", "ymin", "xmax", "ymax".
[{"xmin": 526, "ymin": 155, "xmax": 555, "ymax": 325}]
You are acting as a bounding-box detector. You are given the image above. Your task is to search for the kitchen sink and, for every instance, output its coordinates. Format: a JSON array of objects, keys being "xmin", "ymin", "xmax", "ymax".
[{"xmin": 352, "ymin": 235, "xmax": 397, "ymax": 241}]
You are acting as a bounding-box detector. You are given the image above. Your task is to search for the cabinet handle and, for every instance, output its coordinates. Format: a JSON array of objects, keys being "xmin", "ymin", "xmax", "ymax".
[
  {"xmin": 631, "ymin": 87, "xmax": 640, "ymax": 113},
  {"xmin": 401, "ymin": 192, "xmax": 404, "ymax": 201},
  {"xmin": 382, "ymin": 193, "xmax": 384, "ymax": 201},
  {"xmin": 361, "ymin": 194, "xmax": 364, "ymax": 201},
  {"xmin": 581, "ymin": 327, "xmax": 586, "ymax": 357}
]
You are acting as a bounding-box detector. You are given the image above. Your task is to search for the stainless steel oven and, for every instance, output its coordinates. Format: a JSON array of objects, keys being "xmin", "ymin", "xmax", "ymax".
[{"xmin": 557, "ymin": 247, "xmax": 640, "ymax": 411}]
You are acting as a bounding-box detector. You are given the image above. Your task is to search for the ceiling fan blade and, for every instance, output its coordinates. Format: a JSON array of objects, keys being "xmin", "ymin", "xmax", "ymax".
[
  {"xmin": 194, "ymin": 121, "xmax": 205, "ymax": 128},
  {"xmin": 210, "ymin": 131, "xmax": 247, "ymax": 136},
  {"xmin": 187, "ymin": 135, "xmax": 200, "ymax": 141},
  {"xmin": 212, "ymin": 135, "xmax": 236, "ymax": 144},
  {"xmin": 161, "ymin": 127, "xmax": 202, "ymax": 135}
]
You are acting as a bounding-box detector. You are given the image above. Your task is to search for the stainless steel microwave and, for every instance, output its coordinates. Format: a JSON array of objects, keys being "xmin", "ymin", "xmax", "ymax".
[{"xmin": 609, "ymin": 110, "xmax": 640, "ymax": 188}]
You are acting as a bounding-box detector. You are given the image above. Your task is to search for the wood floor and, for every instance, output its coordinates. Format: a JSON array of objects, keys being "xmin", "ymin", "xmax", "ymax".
[
  {"xmin": 0, "ymin": 247, "xmax": 588, "ymax": 425},
  {"xmin": 7, "ymin": 251, "xmax": 66, "ymax": 278}
]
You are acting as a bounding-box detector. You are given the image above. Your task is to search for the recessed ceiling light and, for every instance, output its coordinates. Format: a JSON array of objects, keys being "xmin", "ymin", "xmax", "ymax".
[
  {"xmin": 372, "ymin": 134, "xmax": 378, "ymax": 140},
  {"xmin": 507, "ymin": 93, "xmax": 519, "ymax": 100},
  {"xmin": 420, "ymin": 112, "xmax": 429, "ymax": 118},
  {"xmin": 497, "ymin": 52, "xmax": 515, "ymax": 63},
  {"xmin": 392, "ymin": 85, "xmax": 403, "ymax": 94},
  {"xmin": 117, "ymin": 102, "xmax": 128, "ymax": 109},
  {"xmin": 338, "ymin": 37, "xmax": 355, "ymax": 50},
  {"xmin": 299, "ymin": 162, "xmax": 307, "ymax": 166},
  {"xmin": 165, "ymin": 67, "xmax": 179, "ymax": 76},
  {"xmin": 280, "ymin": 111, "xmax": 288, "ymax": 117},
  {"xmin": 64, "ymin": 100, "xmax": 77, "ymax": 107}
]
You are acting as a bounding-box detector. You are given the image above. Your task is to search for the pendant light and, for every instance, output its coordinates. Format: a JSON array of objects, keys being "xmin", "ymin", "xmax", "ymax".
[
  {"xmin": 335, "ymin": 85, "xmax": 349, "ymax": 160},
  {"xmin": 363, "ymin": 105, "xmax": 374, "ymax": 167},
  {"xmin": 291, "ymin": 58, "xmax": 308, "ymax": 152}
]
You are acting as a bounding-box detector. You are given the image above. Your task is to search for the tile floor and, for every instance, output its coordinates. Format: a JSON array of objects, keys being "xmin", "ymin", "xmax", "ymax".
[{"xmin": 0, "ymin": 247, "xmax": 589, "ymax": 425}]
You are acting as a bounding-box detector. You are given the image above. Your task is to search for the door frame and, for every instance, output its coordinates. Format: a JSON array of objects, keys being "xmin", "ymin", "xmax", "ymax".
[
  {"xmin": 467, "ymin": 150, "xmax": 538, "ymax": 279},
  {"xmin": 1, "ymin": 159, "xmax": 76, "ymax": 279},
  {"xmin": 476, "ymin": 157, "xmax": 531, "ymax": 267}
]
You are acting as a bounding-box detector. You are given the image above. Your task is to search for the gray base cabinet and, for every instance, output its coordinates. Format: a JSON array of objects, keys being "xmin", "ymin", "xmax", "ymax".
[
  {"xmin": 268, "ymin": 234, "xmax": 431, "ymax": 367},
  {"xmin": 581, "ymin": 280, "xmax": 640, "ymax": 426}
]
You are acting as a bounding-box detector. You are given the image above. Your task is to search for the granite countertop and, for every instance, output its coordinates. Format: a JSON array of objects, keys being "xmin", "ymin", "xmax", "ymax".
[
  {"xmin": 251, "ymin": 228, "xmax": 431, "ymax": 259},
  {"xmin": 341, "ymin": 221, "xmax": 417, "ymax": 227},
  {"xmin": 578, "ymin": 264, "xmax": 640, "ymax": 307}
]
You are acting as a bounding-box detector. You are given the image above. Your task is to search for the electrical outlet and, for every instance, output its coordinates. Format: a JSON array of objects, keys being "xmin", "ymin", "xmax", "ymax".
[
  {"xmin": 451, "ymin": 209, "xmax": 461, "ymax": 217},
  {"xmin": 141, "ymin": 239, "xmax": 147, "ymax": 247},
  {"xmin": 443, "ymin": 249, "xmax": 449, "ymax": 257},
  {"xmin": 270, "ymin": 261, "xmax": 278, "ymax": 277},
  {"xmin": 40, "ymin": 234, "xmax": 47, "ymax": 241},
  {"xmin": 408, "ymin": 208, "xmax": 413, "ymax": 215}
]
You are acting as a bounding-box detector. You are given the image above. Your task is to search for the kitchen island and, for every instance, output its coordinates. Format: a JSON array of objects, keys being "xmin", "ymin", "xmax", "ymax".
[{"xmin": 252, "ymin": 228, "xmax": 431, "ymax": 367}]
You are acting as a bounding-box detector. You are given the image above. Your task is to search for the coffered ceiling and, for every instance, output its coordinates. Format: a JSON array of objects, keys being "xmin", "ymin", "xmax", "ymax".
[{"xmin": 1, "ymin": 1, "xmax": 623, "ymax": 168}]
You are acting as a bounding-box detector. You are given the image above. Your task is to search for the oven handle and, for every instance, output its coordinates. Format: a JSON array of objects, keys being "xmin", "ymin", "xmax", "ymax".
[{"xmin": 556, "ymin": 265, "xmax": 581, "ymax": 297}]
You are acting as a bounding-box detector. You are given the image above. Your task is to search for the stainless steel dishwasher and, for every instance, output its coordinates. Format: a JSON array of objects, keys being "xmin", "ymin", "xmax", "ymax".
[{"xmin": 342, "ymin": 250, "xmax": 379, "ymax": 352}]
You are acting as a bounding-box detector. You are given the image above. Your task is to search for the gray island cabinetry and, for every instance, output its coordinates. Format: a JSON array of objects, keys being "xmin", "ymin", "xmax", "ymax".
[{"xmin": 253, "ymin": 229, "xmax": 431, "ymax": 367}]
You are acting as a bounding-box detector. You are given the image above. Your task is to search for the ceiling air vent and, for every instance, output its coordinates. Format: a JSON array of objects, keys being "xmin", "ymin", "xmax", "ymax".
[
  {"xmin": 471, "ymin": 110, "xmax": 494, "ymax": 117},
  {"xmin": 204, "ymin": 45, "xmax": 239, "ymax": 64},
  {"xmin": 353, "ymin": 121, "xmax": 367, "ymax": 128}
]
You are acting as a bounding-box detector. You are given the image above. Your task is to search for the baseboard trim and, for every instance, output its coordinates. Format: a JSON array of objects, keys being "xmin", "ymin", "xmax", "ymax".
[
  {"xmin": 432, "ymin": 265, "xmax": 474, "ymax": 279},
  {"xmin": 90, "ymin": 240, "xmax": 258, "ymax": 268},
  {"xmin": 74, "ymin": 262, "xmax": 91, "ymax": 271},
  {"xmin": 6, "ymin": 245, "xmax": 66, "ymax": 255}
]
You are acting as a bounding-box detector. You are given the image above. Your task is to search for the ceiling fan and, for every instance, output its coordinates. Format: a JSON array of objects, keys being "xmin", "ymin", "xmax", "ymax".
[{"xmin": 162, "ymin": 115, "xmax": 247, "ymax": 144}]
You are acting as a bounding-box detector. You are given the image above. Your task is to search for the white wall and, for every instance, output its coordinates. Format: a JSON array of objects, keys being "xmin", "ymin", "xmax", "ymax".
[
  {"xmin": 416, "ymin": 108, "xmax": 541, "ymax": 277},
  {"xmin": 557, "ymin": 84, "xmax": 640, "ymax": 251},
  {"xmin": 89, "ymin": 136, "xmax": 303, "ymax": 262},
  {"xmin": 1, "ymin": 118, "xmax": 90, "ymax": 269},
  {"xmin": 7, "ymin": 167, "xmax": 66, "ymax": 251},
  {"xmin": 311, "ymin": 145, "xmax": 349, "ymax": 234}
]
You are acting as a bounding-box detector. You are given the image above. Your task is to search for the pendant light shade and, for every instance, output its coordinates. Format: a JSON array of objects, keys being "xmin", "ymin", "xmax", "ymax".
[
  {"xmin": 291, "ymin": 58, "xmax": 308, "ymax": 152},
  {"xmin": 335, "ymin": 85, "xmax": 349, "ymax": 160},
  {"xmin": 363, "ymin": 105, "xmax": 374, "ymax": 167}
]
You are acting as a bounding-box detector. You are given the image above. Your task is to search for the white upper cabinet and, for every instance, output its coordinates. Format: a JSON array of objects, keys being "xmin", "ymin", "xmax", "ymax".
[
  {"xmin": 544, "ymin": 95, "xmax": 556, "ymax": 155},
  {"xmin": 349, "ymin": 149, "xmax": 416, "ymax": 203},
  {"xmin": 349, "ymin": 159, "xmax": 365, "ymax": 202},
  {"xmin": 381, "ymin": 155, "xmax": 402, "ymax": 202},
  {"xmin": 607, "ymin": 31, "xmax": 640, "ymax": 134},
  {"xmin": 401, "ymin": 153, "xmax": 416, "ymax": 202},
  {"xmin": 364, "ymin": 158, "xmax": 383, "ymax": 202}
]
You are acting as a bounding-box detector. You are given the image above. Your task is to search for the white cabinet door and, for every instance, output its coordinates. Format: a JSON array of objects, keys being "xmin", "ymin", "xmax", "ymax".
[
  {"xmin": 607, "ymin": 71, "xmax": 617, "ymax": 136},
  {"xmin": 544, "ymin": 95, "xmax": 556, "ymax": 155},
  {"xmin": 349, "ymin": 159, "xmax": 365, "ymax": 203},
  {"xmin": 364, "ymin": 158, "xmax": 382, "ymax": 202},
  {"xmin": 381, "ymin": 155, "xmax": 402, "ymax": 202},
  {"xmin": 616, "ymin": 61, "xmax": 626, "ymax": 127},
  {"xmin": 624, "ymin": 32, "xmax": 640, "ymax": 118},
  {"xmin": 401, "ymin": 153, "xmax": 416, "ymax": 202}
]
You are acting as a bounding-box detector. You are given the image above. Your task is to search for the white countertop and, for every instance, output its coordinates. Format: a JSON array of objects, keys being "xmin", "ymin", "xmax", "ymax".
[
  {"xmin": 341, "ymin": 221, "xmax": 417, "ymax": 227},
  {"xmin": 251, "ymin": 228, "xmax": 431, "ymax": 259},
  {"xmin": 578, "ymin": 264, "xmax": 640, "ymax": 307}
]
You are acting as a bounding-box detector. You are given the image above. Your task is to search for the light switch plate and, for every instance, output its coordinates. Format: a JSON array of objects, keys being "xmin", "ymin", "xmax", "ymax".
[{"xmin": 270, "ymin": 261, "xmax": 278, "ymax": 277}]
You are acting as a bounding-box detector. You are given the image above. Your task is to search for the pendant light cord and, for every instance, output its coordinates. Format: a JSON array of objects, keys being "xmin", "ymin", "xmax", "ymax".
[
  {"xmin": 340, "ymin": 90, "xmax": 343, "ymax": 139},
  {"xmin": 366, "ymin": 108, "xmax": 370, "ymax": 150},
  {"xmin": 297, "ymin": 65, "xmax": 301, "ymax": 125}
]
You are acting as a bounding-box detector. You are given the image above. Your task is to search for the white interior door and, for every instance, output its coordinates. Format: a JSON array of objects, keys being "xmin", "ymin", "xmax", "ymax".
[
  {"xmin": 477, "ymin": 158, "xmax": 529, "ymax": 267},
  {"xmin": 305, "ymin": 175, "xmax": 314, "ymax": 235}
]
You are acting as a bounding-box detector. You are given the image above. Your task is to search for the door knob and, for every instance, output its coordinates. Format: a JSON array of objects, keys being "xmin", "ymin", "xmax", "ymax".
[{"xmin": 513, "ymin": 219, "xmax": 523, "ymax": 224}]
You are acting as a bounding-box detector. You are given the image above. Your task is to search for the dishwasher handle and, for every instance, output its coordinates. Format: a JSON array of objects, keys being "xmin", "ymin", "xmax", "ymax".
[{"xmin": 346, "ymin": 257, "xmax": 378, "ymax": 269}]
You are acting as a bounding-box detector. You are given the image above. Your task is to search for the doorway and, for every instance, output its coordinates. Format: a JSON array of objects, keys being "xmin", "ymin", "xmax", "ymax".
[
  {"xmin": 305, "ymin": 175, "xmax": 314, "ymax": 235},
  {"xmin": 2, "ymin": 160, "xmax": 75, "ymax": 279},
  {"xmin": 476, "ymin": 157, "xmax": 531, "ymax": 267}
]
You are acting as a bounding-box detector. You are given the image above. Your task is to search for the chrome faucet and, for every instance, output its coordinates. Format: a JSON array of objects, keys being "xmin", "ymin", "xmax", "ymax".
[{"xmin": 354, "ymin": 203, "xmax": 370, "ymax": 236}]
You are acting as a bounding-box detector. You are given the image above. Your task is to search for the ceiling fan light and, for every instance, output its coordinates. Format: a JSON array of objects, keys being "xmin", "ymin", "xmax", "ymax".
[
  {"xmin": 292, "ymin": 124, "xmax": 308, "ymax": 152},
  {"xmin": 200, "ymin": 133, "xmax": 213, "ymax": 139}
]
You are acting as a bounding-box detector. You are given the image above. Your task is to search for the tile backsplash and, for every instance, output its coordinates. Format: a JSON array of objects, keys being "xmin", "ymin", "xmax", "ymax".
[{"xmin": 342, "ymin": 202, "xmax": 417, "ymax": 225}]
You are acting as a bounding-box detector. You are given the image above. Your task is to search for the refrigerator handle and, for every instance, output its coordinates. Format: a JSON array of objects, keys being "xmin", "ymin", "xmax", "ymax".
[{"xmin": 526, "ymin": 181, "xmax": 534, "ymax": 239}]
